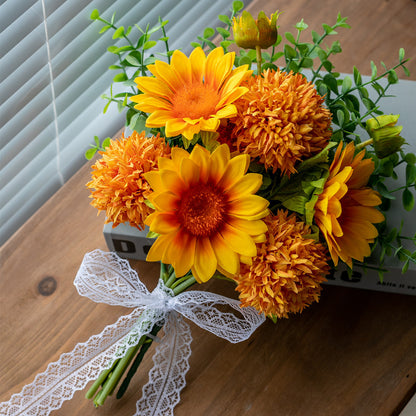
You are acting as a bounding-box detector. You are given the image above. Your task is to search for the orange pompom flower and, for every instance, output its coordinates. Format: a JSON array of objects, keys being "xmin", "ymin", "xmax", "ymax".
[
  {"xmin": 314, "ymin": 142, "xmax": 385, "ymax": 267},
  {"xmin": 87, "ymin": 131, "xmax": 171, "ymax": 229},
  {"xmin": 221, "ymin": 69, "xmax": 332, "ymax": 175},
  {"xmin": 233, "ymin": 210, "xmax": 330, "ymax": 319},
  {"xmin": 144, "ymin": 144, "xmax": 270, "ymax": 283},
  {"xmin": 131, "ymin": 47, "xmax": 252, "ymax": 143}
]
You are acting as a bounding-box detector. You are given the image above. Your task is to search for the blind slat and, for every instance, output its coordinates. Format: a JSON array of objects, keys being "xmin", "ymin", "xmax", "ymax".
[{"xmin": 0, "ymin": 0, "xmax": 237, "ymax": 246}]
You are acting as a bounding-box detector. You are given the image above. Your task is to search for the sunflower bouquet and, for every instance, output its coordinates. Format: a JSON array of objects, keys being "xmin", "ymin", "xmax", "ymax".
[
  {"xmin": 83, "ymin": 0, "xmax": 416, "ymax": 409},
  {"xmin": 2, "ymin": 2, "xmax": 415, "ymax": 416}
]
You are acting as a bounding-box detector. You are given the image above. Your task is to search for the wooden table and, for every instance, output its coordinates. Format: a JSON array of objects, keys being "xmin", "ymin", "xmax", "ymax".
[{"xmin": 1, "ymin": 0, "xmax": 416, "ymax": 415}]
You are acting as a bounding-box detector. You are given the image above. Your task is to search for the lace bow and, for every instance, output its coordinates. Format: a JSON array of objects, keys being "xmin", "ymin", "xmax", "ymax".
[{"xmin": 0, "ymin": 249, "xmax": 265, "ymax": 416}]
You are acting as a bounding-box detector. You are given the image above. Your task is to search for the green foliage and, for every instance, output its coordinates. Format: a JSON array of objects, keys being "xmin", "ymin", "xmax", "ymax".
[
  {"xmin": 85, "ymin": 136, "xmax": 111, "ymax": 160},
  {"xmin": 90, "ymin": 1, "xmax": 415, "ymax": 275},
  {"xmin": 90, "ymin": 11, "xmax": 171, "ymax": 123}
]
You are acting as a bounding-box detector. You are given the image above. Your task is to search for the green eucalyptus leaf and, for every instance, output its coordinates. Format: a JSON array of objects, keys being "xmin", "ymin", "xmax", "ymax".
[
  {"xmin": 262, "ymin": 62, "xmax": 277, "ymax": 71},
  {"xmin": 103, "ymin": 100, "xmax": 111, "ymax": 114},
  {"xmin": 238, "ymin": 55, "xmax": 252, "ymax": 67},
  {"xmin": 341, "ymin": 75, "xmax": 352, "ymax": 94},
  {"xmin": 144, "ymin": 56, "xmax": 156, "ymax": 66},
  {"xmin": 353, "ymin": 66, "xmax": 362, "ymax": 85},
  {"xmin": 112, "ymin": 26, "xmax": 125, "ymax": 39},
  {"xmin": 402, "ymin": 188, "xmax": 415, "ymax": 211},
  {"xmin": 336, "ymin": 109, "xmax": 345, "ymax": 126},
  {"xmin": 287, "ymin": 61, "xmax": 299, "ymax": 73},
  {"xmin": 113, "ymin": 73, "xmax": 128, "ymax": 82},
  {"xmin": 322, "ymin": 60, "xmax": 333, "ymax": 72},
  {"xmin": 311, "ymin": 30, "xmax": 320, "ymax": 43},
  {"xmin": 271, "ymin": 51, "xmax": 284, "ymax": 61},
  {"xmin": 322, "ymin": 23, "xmax": 337, "ymax": 35},
  {"xmin": 233, "ymin": 1, "xmax": 244, "ymax": 12},
  {"xmin": 125, "ymin": 54, "xmax": 140, "ymax": 66},
  {"xmin": 285, "ymin": 32, "xmax": 296, "ymax": 44},
  {"xmin": 404, "ymin": 153, "xmax": 416, "ymax": 165},
  {"xmin": 85, "ymin": 148, "xmax": 97, "ymax": 160},
  {"xmin": 388, "ymin": 69, "xmax": 399, "ymax": 84},
  {"xmin": 217, "ymin": 27, "xmax": 230, "ymax": 38},
  {"xmin": 284, "ymin": 44, "xmax": 297, "ymax": 59},
  {"xmin": 203, "ymin": 27, "xmax": 215, "ymax": 38},
  {"xmin": 323, "ymin": 73, "xmax": 338, "ymax": 93},
  {"xmin": 376, "ymin": 182, "xmax": 395, "ymax": 200},
  {"xmin": 371, "ymin": 61, "xmax": 377, "ymax": 80},
  {"xmin": 90, "ymin": 9, "xmax": 100, "ymax": 20},
  {"xmin": 218, "ymin": 14, "xmax": 231, "ymax": 25},
  {"xmin": 301, "ymin": 57, "xmax": 314, "ymax": 68},
  {"xmin": 102, "ymin": 137, "xmax": 111, "ymax": 149},
  {"xmin": 143, "ymin": 40, "xmax": 157, "ymax": 50},
  {"xmin": 220, "ymin": 40, "xmax": 233, "ymax": 51},
  {"xmin": 99, "ymin": 25, "xmax": 111, "ymax": 34},
  {"xmin": 107, "ymin": 46, "xmax": 119, "ymax": 54},
  {"xmin": 406, "ymin": 164, "xmax": 416, "ymax": 186}
]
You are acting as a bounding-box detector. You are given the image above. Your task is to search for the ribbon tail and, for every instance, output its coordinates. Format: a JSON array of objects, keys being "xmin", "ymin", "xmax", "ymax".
[
  {"xmin": 0, "ymin": 308, "xmax": 148, "ymax": 416},
  {"xmin": 135, "ymin": 311, "xmax": 192, "ymax": 416}
]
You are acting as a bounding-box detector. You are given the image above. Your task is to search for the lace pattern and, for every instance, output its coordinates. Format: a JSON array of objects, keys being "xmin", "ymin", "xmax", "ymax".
[{"xmin": 0, "ymin": 250, "xmax": 265, "ymax": 416}]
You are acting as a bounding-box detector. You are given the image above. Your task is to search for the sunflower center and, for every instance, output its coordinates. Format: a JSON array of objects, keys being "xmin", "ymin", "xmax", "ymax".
[
  {"xmin": 178, "ymin": 184, "xmax": 227, "ymax": 237},
  {"xmin": 171, "ymin": 83, "xmax": 220, "ymax": 119}
]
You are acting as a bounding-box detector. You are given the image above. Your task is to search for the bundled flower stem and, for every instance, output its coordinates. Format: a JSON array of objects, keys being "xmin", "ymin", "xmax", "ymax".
[{"xmin": 85, "ymin": 264, "xmax": 196, "ymax": 406}]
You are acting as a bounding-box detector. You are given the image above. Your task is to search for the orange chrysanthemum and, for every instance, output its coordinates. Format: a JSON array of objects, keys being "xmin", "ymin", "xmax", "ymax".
[
  {"xmin": 131, "ymin": 47, "xmax": 252, "ymax": 142},
  {"xmin": 233, "ymin": 210, "xmax": 330, "ymax": 319},
  {"xmin": 144, "ymin": 144, "xmax": 270, "ymax": 283},
  {"xmin": 219, "ymin": 69, "xmax": 332, "ymax": 175},
  {"xmin": 314, "ymin": 142, "xmax": 385, "ymax": 267},
  {"xmin": 87, "ymin": 131, "xmax": 171, "ymax": 229}
]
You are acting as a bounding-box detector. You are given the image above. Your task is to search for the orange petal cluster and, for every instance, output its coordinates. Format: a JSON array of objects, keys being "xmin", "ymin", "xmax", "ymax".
[
  {"xmin": 87, "ymin": 131, "xmax": 170, "ymax": 229},
  {"xmin": 144, "ymin": 144, "xmax": 269, "ymax": 283},
  {"xmin": 220, "ymin": 69, "xmax": 332, "ymax": 175},
  {"xmin": 233, "ymin": 210, "xmax": 330, "ymax": 319},
  {"xmin": 314, "ymin": 142, "xmax": 385, "ymax": 267},
  {"xmin": 131, "ymin": 47, "xmax": 252, "ymax": 142}
]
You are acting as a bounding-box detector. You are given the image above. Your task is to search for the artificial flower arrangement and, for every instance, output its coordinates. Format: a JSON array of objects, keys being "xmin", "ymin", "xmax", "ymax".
[{"xmin": 2, "ymin": 2, "xmax": 416, "ymax": 415}]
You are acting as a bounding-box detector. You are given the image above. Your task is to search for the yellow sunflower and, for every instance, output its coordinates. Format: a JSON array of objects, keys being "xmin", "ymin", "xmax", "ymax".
[
  {"xmin": 87, "ymin": 131, "xmax": 170, "ymax": 229},
  {"xmin": 131, "ymin": 47, "xmax": 252, "ymax": 143},
  {"xmin": 220, "ymin": 69, "xmax": 332, "ymax": 175},
  {"xmin": 144, "ymin": 144, "xmax": 270, "ymax": 283},
  {"xmin": 314, "ymin": 142, "xmax": 385, "ymax": 267},
  {"xmin": 233, "ymin": 210, "xmax": 330, "ymax": 319}
]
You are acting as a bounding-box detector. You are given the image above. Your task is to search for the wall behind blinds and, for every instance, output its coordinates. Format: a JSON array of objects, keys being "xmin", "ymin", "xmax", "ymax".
[{"xmin": 0, "ymin": 0, "xmax": 236, "ymax": 246}]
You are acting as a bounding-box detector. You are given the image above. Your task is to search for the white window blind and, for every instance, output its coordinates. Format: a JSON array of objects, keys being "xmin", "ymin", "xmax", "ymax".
[{"xmin": 0, "ymin": 0, "xmax": 237, "ymax": 246}]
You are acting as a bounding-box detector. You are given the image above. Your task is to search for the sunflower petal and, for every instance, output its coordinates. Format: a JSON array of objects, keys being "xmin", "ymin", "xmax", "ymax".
[{"xmin": 193, "ymin": 238, "xmax": 217, "ymax": 282}]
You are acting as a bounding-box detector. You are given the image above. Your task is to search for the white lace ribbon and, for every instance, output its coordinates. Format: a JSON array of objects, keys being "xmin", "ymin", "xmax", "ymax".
[{"xmin": 0, "ymin": 249, "xmax": 265, "ymax": 416}]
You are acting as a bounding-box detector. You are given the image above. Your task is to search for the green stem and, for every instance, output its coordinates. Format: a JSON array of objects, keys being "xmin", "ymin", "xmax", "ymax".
[
  {"xmin": 85, "ymin": 359, "xmax": 119, "ymax": 399},
  {"xmin": 173, "ymin": 276, "xmax": 197, "ymax": 295},
  {"xmin": 87, "ymin": 263, "xmax": 197, "ymax": 407},
  {"xmin": 94, "ymin": 337, "xmax": 146, "ymax": 406},
  {"xmin": 255, "ymin": 45, "xmax": 262, "ymax": 75}
]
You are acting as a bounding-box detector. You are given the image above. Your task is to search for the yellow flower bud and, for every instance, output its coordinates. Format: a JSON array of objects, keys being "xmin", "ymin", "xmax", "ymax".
[
  {"xmin": 366, "ymin": 114, "xmax": 405, "ymax": 158},
  {"xmin": 233, "ymin": 10, "xmax": 279, "ymax": 49}
]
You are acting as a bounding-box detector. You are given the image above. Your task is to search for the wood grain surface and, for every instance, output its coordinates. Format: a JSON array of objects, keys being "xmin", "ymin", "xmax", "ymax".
[{"xmin": 1, "ymin": 0, "xmax": 416, "ymax": 415}]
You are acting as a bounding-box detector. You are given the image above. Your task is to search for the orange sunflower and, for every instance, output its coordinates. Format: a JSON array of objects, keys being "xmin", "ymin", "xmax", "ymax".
[
  {"xmin": 314, "ymin": 142, "xmax": 385, "ymax": 267},
  {"xmin": 144, "ymin": 144, "xmax": 270, "ymax": 283},
  {"xmin": 87, "ymin": 131, "xmax": 170, "ymax": 229},
  {"xmin": 131, "ymin": 47, "xmax": 252, "ymax": 143},
  {"xmin": 219, "ymin": 69, "xmax": 332, "ymax": 175},
  {"xmin": 233, "ymin": 210, "xmax": 330, "ymax": 319}
]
